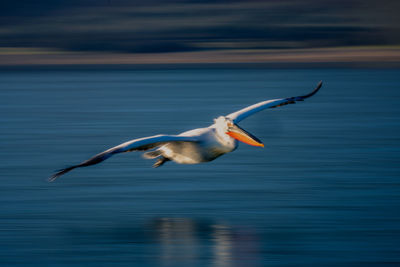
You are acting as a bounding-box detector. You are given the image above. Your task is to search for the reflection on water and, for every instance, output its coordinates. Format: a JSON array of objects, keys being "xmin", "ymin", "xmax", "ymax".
[
  {"xmin": 150, "ymin": 218, "xmax": 260, "ymax": 267},
  {"xmin": 49, "ymin": 218, "xmax": 261, "ymax": 267},
  {"xmin": 213, "ymin": 225, "xmax": 233, "ymax": 267},
  {"xmin": 155, "ymin": 218, "xmax": 200, "ymax": 265}
]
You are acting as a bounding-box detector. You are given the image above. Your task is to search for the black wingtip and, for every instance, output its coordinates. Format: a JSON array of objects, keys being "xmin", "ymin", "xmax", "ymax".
[
  {"xmin": 299, "ymin": 80, "xmax": 323, "ymax": 99},
  {"xmin": 309, "ymin": 80, "xmax": 323, "ymax": 96},
  {"xmin": 48, "ymin": 166, "xmax": 76, "ymax": 182},
  {"xmin": 48, "ymin": 174, "xmax": 59, "ymax": 183},
  {"xmin": 316, "ymin": 80, "xmax": 323, "ymax": 91},
  {"xmin": 288, "ymin": 81, "xmax": 322, "ymax": 102}
]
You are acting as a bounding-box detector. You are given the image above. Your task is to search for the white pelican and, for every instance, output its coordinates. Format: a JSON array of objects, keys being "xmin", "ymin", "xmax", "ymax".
[{"xmin": 49, "ymin": 81, "xmax": 322, "ymax": 181}]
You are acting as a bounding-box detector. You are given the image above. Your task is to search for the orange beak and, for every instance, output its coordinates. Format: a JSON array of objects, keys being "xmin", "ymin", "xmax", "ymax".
[{"xmin": 226, "ymin": 123, "xmax": 264, "ymax": 147}]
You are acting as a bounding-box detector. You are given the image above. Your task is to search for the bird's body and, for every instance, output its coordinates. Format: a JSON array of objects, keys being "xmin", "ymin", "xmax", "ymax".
[
  {"xmin": 150, "ymin": 122, "xmax": 238, "ymax": 165},
  {"xmin": 49, "ymin": 81, "xmax": 322, "ymax": 181}
]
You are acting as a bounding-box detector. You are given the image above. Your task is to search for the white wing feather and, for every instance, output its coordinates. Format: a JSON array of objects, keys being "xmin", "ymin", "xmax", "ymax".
[
  {"xmin": 49, "ymin": 134, "xmax": 199, "ymax": 181},
  {"xmin": 226, "ymin": 81, "xmax": 322, "ymax": 123}
]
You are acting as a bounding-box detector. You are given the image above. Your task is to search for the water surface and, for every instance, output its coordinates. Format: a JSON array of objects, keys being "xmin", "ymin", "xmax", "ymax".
[{"xmin": 1, "ymin": 68, "xmax": 399, "ymax": 266}]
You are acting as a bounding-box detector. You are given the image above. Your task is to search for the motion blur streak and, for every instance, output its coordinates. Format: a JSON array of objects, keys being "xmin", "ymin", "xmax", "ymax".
[{"xmin": 0, "ymin": 0, "xmax": 400, "ymax": 67}]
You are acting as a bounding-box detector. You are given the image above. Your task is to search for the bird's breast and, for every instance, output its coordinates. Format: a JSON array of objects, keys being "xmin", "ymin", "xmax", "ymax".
[{"xmin": 160, "ymin": 128, "xmax": 236, "ymax": 164}]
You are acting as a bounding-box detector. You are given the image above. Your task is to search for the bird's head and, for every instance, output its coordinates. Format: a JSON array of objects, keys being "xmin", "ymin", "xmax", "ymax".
[{"xmin": 214, "ymin": 116, "xmax": 264, "ymax": 147}]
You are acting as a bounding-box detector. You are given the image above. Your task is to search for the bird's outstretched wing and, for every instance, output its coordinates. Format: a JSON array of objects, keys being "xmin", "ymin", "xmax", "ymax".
[
  {"xmin": 49, "ymin": 135, "xmax": 199, "ymax": 182},
  {"xmin": 226, "ymin": 81, "xmax": 322, "ymax": 123}
]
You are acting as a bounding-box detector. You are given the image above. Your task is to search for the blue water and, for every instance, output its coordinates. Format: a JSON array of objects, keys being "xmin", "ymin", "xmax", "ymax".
[{"xmin": 1, "ymin": 68, "xmax": 399, "ymax": 266}]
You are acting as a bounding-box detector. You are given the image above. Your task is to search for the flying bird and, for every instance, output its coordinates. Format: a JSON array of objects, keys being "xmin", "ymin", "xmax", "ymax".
[{"xmin": 49, "ymin": 81, "xmax": 322, "ymax": 181}]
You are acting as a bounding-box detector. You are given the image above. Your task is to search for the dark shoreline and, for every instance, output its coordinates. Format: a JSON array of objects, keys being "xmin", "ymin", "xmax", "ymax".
[{"xmin": 1, "ymin": 62, "xmax": 400, "ymax": 71}]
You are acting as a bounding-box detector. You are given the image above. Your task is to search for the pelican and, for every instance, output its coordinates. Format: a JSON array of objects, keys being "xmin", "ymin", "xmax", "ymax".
[{"xmin": 49, "ymin": 81, "xmax": 322, "ymax": 181}]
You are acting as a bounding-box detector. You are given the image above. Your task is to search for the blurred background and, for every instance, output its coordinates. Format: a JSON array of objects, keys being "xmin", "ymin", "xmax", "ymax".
[
  {"xmin": 0, "ymin": 0, "xmax": 399, "ymax": 67},
  {"xmin": 1, "ymin": 1, "xmax": 400, "ymax": 267}
]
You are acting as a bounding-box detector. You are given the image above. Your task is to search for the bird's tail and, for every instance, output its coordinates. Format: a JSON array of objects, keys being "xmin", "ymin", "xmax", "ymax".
[{"xmin": 143, "ymin": 150, "xmax": 162, "ymax": 159}]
